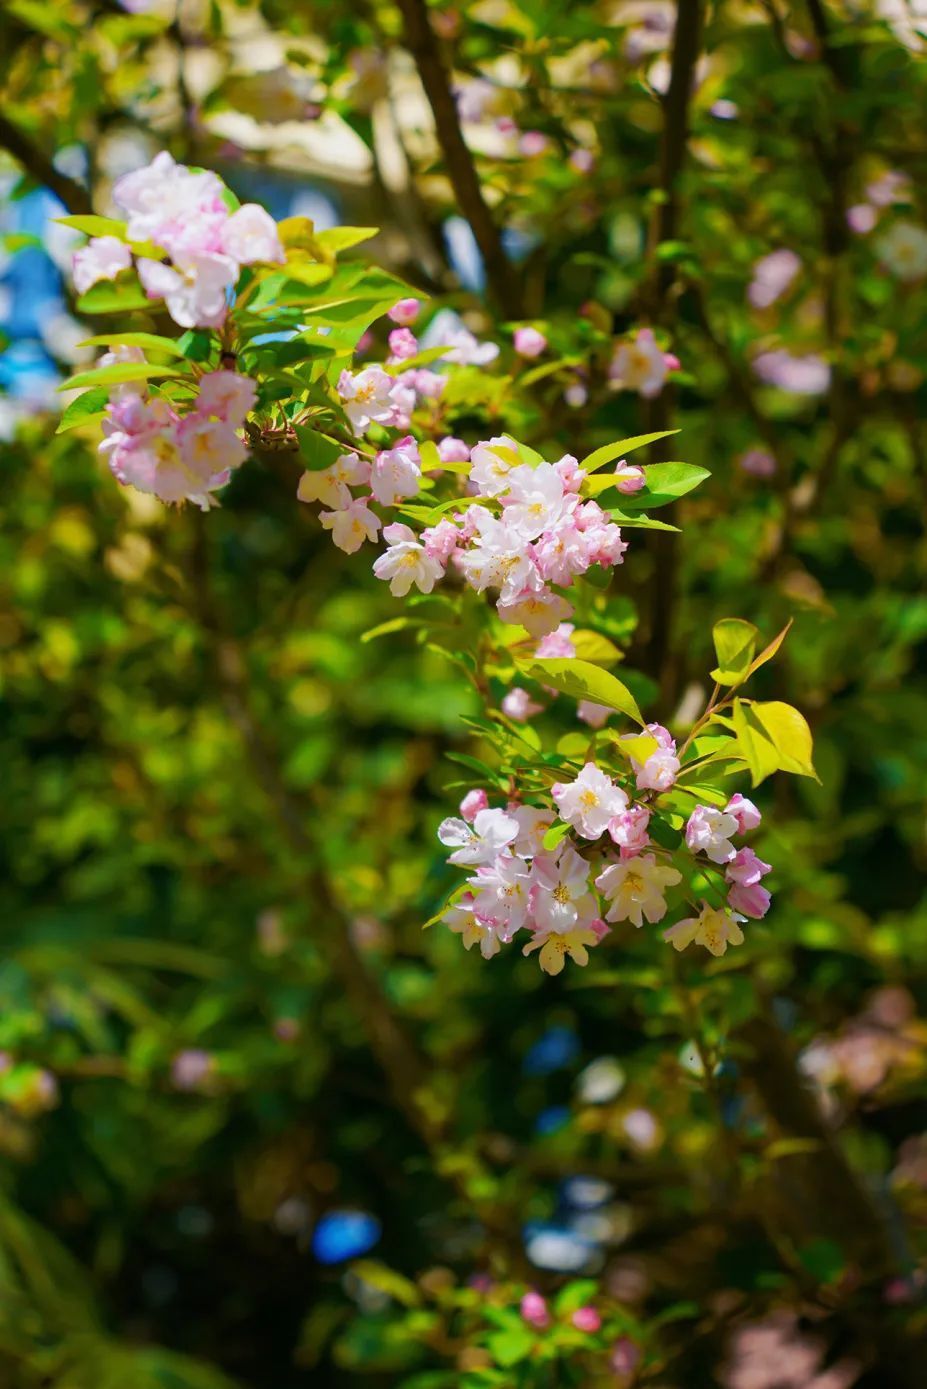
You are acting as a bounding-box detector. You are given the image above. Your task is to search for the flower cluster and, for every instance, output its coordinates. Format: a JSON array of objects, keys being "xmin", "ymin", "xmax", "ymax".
[
  {"xmin": 99, "ymin": 348, "xmax": 256, "ymax": 508},
  {"xmin": 439, "ymin": 760, "xmax": 771, "ymax": 973},
  {"xmin": 73, "ymin": 152, "xmax": 284, "ymax": 328}
]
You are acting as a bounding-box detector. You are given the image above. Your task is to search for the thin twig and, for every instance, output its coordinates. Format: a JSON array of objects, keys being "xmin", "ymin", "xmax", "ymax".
[{"xmin": 0, "ymin": 114, "xmax": 93, "ymax": 215}]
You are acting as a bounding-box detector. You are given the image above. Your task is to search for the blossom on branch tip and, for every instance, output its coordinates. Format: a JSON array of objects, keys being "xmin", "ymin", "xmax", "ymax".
[
  {"xmin": 319, "ymin": 496, "xmax": 381, "ymax": 553},
  {"xmin": 685, "ymin": 804, "xmax": 738, "ymax": 864},
  {"xmin": 552, "ymin": 763, "xmax": 628, "ymax": 839},
  {"xmin": 372, "ymin": 523, "xmax": 444, "ymax": 594},
  {"xmin": 437, "ymin": 807, "xmax": 518, "ymax": 866},
  {"xmin": 664, "ymin": 903, "xmax": 746, "ymax": 957},
  {"xmin": 595, "ymin": 853, "xmax": 681, "ymax": 928}
]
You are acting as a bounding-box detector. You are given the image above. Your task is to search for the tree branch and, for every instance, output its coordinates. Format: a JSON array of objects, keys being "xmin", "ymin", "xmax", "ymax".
[
  {"xmin": 0, "ymin": 114, "xmax": 93, "ymax": 215},
  {"xmin": 394, "ymin": 0, "xmax": 522, "ymax": 318}
]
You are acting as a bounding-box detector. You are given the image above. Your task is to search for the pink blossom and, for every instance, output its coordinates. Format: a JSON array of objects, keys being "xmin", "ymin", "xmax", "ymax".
[
  {"xmin": 457, "ymin": 512, "xmax": 544, "ymax": 604},
  {"xmin": 438, "ymin": 436, "xmax": 470, "ymax": 463},
  {"xmin": 608, "ymin": 805, "xmax": 651, "ymax": 858},
  {"xmin": 569, "ymin": 147, "xmax": 596, "ymax": 173},
  {"xmin": 609, "ymin": 328, "xmax": 669, "ymax": 398},
  {"xmin": 373, "ymin": 522, "xmax": 444, "ymax": 595},
  {"xmin": 113, "ymin": 152, "xmax": 226, "ymax": 249},
  {"xmin": 178, "ymin": 415, "xmax": 246, "ymax": 480},
  {"xmin": 388, "ymin": 327, "xmax": 418, "ymax": 360},
  {"xmin": 664, "ymin": 903, "xmax": 746, "ymax": 957},
  {"xmin": 196, "ymin": 370, "xmax": 256, "ymax": 426},
  {"xmin": 571, "ymin": 1306, "xmax": 602, "ymax": 1333},
  {"xmin": 440, "ymin": 328, "xmax": 500, "ymax": 367},
  {"xmin": 370, "ymin": 436, "xmax": 422, "ymax": 505},
  {"xmin": 503, "ymin": 462, "xmax": 569, "ymax": 540},
  {"xmin": 297, "ymin": 451, "xmax": 370, "ymax": 509},
  {"xmin": 421, "ymin": 517, "xmax": 460, "ymax": 564},
  {"xmin": 497, "ymin": 588, "xmax": 573, "ymax": 637},
  {"xmin": 469, "ymin": 435, "xmax": 522, "ymax": 496},
  {"xmin": 554, "ymin": 454, "xmax": 585, "ymax": 492},
  {"xmin": 519, "ymin": 131, "xmax": 550, "ymax": 157},
  {"xmin": 513, "ymin": 326, "xmax": 547, "ymax": 357},
  {"xmin": 171, "ymin": 1048, "xmax": 214, "ymax": 1091},
  {"xmin": 747, "ymin": 249, "xmax": 801, "ymax": 308},
  {"xmin": 596, "ymin": 853, "xmax": 681, "ymax": 927},
  {"xmin": 752, "ymin": 351, "xmax": 831, "ymax": 396},
  {"xmin": 137, "ymin": 252, "xmax": 237, "ymax": 329},
  {"xmin": 508, "ymin": 804, "xmax": 555, "ymax": 856},
  {"xmin": 502, "ymin": 687, "xmax": 544, "ymax": 722},
  {"xmin": 610, "ymin": 1338, "xmax": 641, "ymax": 1376},
  {"xmin": 520, "ymin": 1291, "xmax": 550, "ymax": 1328},
  {"xmin": 725, "ymin": 793, "xmax": 762, "ymax": 833},
  {"xmin": 685, "ymin": 804, "xmax": 738, "ymax": 864},
  {"xmin": 635, "ymin": 744, "xmax": 679, "ymax": 792},
  {"xmin": 847, "ymin": 203, "xmax": 878, "ymax": 235},
  {"xmin": 467, "ymin": 854, "xmax": 532, "ymax": 934},
  {"xmin": 577, "ymin": 700, "xmax": 610, "ymax": 728},
  {"xmin": 533, "ymin": 517, "xmax": 594, "ymax": 585},
  {"xmin": 443, "ymin": 897, "xmax": 503, "ymax": 960},
  {"xmin": 221, "ymin": 204, "xmax": 284, "ymax": 265},
  {"xmin": 536, "ymin": 623, "xmax": 576, "ymax": 659},
  {"xmin": 726, "ymin": 847, "xmax": 772, "ymax": 918},
  {"xmin": 438, "ymin": 806, "xmax": 518, "ymax": 866},
  {"xmin": 737, "ymin": 448, "xmax": 777, "ymax": 478},
  {"xmin": 459, "ymin": 788, "xmax": 489, "ymax": 822},
  {"xmin": 553, "ymin": 762, "xmax": 628, "ymax": 839},
  {"xmin": 72, "ymin": 235, "xmax": 132, "ymax": 295},
  {"xmin": 614, "ymin": 460, "xmax": 646, "ymax": 494},
  {"xmin": 337, "ymin": 366, "xmax": 397, "ymax": 434},
  {"xmin": 319, "ymin": 496, "xmax": 381, "ymax": 553},
  {"xmin": 529, "ymin": 846, "xmax": 597, "ymax": 933},
  {"xmin": 388, "ymin": 297, "xmax": 421, "ymax": 325}
]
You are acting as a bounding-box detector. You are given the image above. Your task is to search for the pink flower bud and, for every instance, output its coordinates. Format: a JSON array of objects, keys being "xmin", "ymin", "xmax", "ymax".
[
  {"xmin": 388, "ymin": 298, "xmax": 420, "ymax": 325},
  {"xmin": 725, "ymin": 793, "xmax": 762, "ymax": 833},
  {"xmin": 513, "ymin": 326, "xmax": 547, "ymax": 358},
  {"xmin": 460, "ymin": 789, "xmax": 489, "ymax": 822},
  {"xmin": 388, "ymin": 327, "xmax": 418, "ymax": 360},
  {"xmin": 571, "ymin": 1306, "xmax": 602, "ymax": 1333},
  {"xmin": 520, "ymin": 1291, "xmax": 550, "ymax": 1328},
  {"xmin": 614, "ymin": 461, "xmax": 646, "ymax": 494},
  {"xmin": 438, "ymin": 437, "xmax": 471, "ymax": 463}
]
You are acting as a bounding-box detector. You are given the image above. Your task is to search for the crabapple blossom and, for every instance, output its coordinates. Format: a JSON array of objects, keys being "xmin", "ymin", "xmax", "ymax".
[
  {"xmin": 664, "ymin": 903, "xmax": 746, "ymax": 957},
  {"xmin": 536, "ymin": 624, "xmax": 576, "ymax": 659},
  {"xmin": 737, "ymin": 448, "xmax": 777, "ymax": 477},
  {"xmin": 554, "ymin": 455, "xmax": 585, "ymax": 492},
  {"xmin": 497, "ymin": 589, "xmax": 573, "ymax": 637},
  {"xmin": 440, "ymin": 328, "xmax": 500, "ymax": 367},
  {"xmin": 72, "ymin": 235, "xmax": 132, "ymax": 294},
  {"xmin": 577, "ymin": 700, "xmax": 611, "ymax": 729},
  {"xmin": 552, "ymin": 763, "xmax": 628, "ymax": 839},
  {"xmin": 421, "ymin": 518, "xmax": 461, "ymax": 563},
  {"xmin": 468, "ymin": 854, "xmax": 532, "ymax": 934},
  {"xmin": 388, "ymin": 297, "xmax": 420, "ymax": 325},
  {"xmin": 388, "ymin": 327, "xmax": 418, "ymax": 360},
  {"xmin": 608, "ymin": 805, "xmax": 651, "ymax": 858},
  {"xmin": 685, "ymin": 804, "xmax": 739, "ymax": 864},
  {"xmin": 529, "ymin": 846, "xmax": 598, "ymax": 933},
  {"xmin": 468, "ymin": 435, "xmax": 522, "ymax": 496},
  {"xmin": 523, "ymin": 921, "xmax": 600, "ymax": 975},
  {"xmin": 298, "ymin": 452, "xmax": 371, "ymax": 509},
  {"xmin": 726, "ymin": 847, "xmax": 772, "ymax": 918},
  {"xmin": 747, "ymin": 249, "xmax": 800, "ymax": 308},
  {"xmin": 370, "ymin": 437, "xmax": 422, "ymax": 505},
  {"xmin": 459, "ymin": 789, "xmax": 489, "ymax": 822},
  {"xmin": 626, "ymin": 724, "xmax": 680, "ymax": 792},
  {"xmin": 595, "ymin": 853, "xmax": 681, "ymax": 928},
  {"xmin": 137, "ymin": 253, "xmax": 237, "ymax": 329},
  {"xmin": 572, "ymin": 1307, "xmax": 602, "ymax": 1333},
  {"xmin": 337, "ymin": 366, "xmax": 397, "ymax": 434},
  {"xmin": 220, "ymin": 204, "xmax": 285, "ymax": 265},
  {"xmin": 437, "ymin": 806, "xmax": 518, "ymax": 866},
  {"xmin": 609, "ymin": 328, "xmax": 672, "ymax": 398},
  {"xmin": 503, "ymin": 462, "xmax": 569, "ymax": 540},
  {"xmin": 197, "ymin": 370, "xmax": 257, "ymax": 426},
  {"xmin": 456, "ymin": 512, "xmax": 545, "ymax": 604},
  {"xmin": 520, "ymin": 1292, "xmax": 550, "ymax": 1328},
  {"xmin": 614, "ymin": 460, "xmax": 646, "ymax": 494},
  {"xmin": 725, "ymin": 793, "xmax": 762, "ymax": 833},
  {"xmin": 509, "ymin": 804, "xmax": 555, "ymax": 857},
  {"xmin": 372, "ymin": 522, "xmax": 444, "ymax": 595},
  {"xmin": 513, "ymin": 326, "xmax": 547, "ymax": 357},
  {"xmin": 502, "ymin": 686, "xmax": 543, "ymax": 722},
  {"xmin": 752, "ymin": 350, "xmax": 831, "ymax": 395},
  {"xmin": 437, "ymin": 436, "xmax": 470, "ymax": 463},
  {"xmin": 876, "ymin": 221, "xmax": 927, "ymax": 280},
  {"xmin": 319, "ymin": 496, "xmax": 381, "ymax": 553},
  {"xmin": 442, "ymin": 898, "xmax": 502, "ymax": 959}
]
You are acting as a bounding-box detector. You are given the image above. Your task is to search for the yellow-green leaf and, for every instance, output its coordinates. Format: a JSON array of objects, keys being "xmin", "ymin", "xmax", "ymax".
[
  {"xmin": 519, "ymin": 657, "xmax": 643, "ymax": 724},
  {"xmin": 571, "ymin": 629, "xmax": 622, "ymax": 667},
  {"xmin": 711, "ymin": 618, "xmax": 758, "ymax": 686},
  {"xmin": 731, "ymin": 699, "xmax": 818, "ymax": 786},
  {"xmin": 581, "ymin": 429, "xmax": 680, "ymax": 473},
  {"xmin": 746, "ymin": 619, "xmax": 793, "ymax": 678}
]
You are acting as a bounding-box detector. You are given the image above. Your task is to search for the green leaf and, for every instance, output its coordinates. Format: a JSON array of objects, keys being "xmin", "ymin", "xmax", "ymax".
[
  {"xmin": 711, "ymin": 619, "xmax": 758, "ymax": 686},
  {"xmin": 570, "ymin": 629, "xmax": 622, "ymax": 667},
  {"xmin": 608, "ymin": 509, "xmax": 680, "ymax": 532},
  {"xmin": 75, "ymin": 277, "xmax": 150, "ymax": 314},
  {"xmin": 361, "ymin": 617, "xmax": 420, "ymax": 643},
  {"xmin": 315, "ymin": 226, "xmax": 380, "ymax": 253},
  {"xmin": 519, "ymin": 657, "xmax": 643, "ymax": 724},
  {"xmin": 294, "ymin": 425, "xmax": 344, "ymax": 471},
  {"xmin": 487, "ymin": 1327, "xmax": 535, "ymax": 1368},
  {"xmin": 731, "ymin": 699, "xmax": 818, "ymax": 786},
  {"xmin": 77, "ymin": 331, "xmax": 188, "ymax": 358},
  {"xmin": 541, "ymin": 820, "xmax": 572, "ymax": 851},
  {"xmin": 620, "ymin": 462, "xmax": 710, "ymax": 510},
  {"xmin": 177, "ymin": 330, "xmax": 215, "ymax": 361},
  {"xmin": 59, "ymin": 362, "xmax": 188, "ymax": 391},
  {"xmin": 56, "ymin": 214, "xmax": 127, "ymax": 237},
  {"xmin": 746, "ymin": 619, "xmax": 793, "ymax": 678},
  {"xmin": 349, "ymin": 1259, "xmax": 420, "ymax": 1307},
  {"xmin": 582, "ymin": 429, "xmax": 680, "ymax": 472},
  {"xmin": 418, "ymin": 440, "xmax": 441, "ymax": 472},
  {"xmin": 56, "ymin": 387, "xmax": 108, "ymax": 434}
]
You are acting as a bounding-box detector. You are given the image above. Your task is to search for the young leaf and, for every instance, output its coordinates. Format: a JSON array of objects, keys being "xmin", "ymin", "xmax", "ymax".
[
  {"xmin": 76, "ymin": 277, "xmax": 151, "ymax": 314},
  {"xmin": 581, "ymin": 429, "xmax": 680, "ymax": 473},
  {"xmin": 56, "ymin": 214, "xmax": 127, "ymax": 237},
  {"xmin": 711, "ymin": 619, "xmax": 759, "ymax": 686},
  {"xmin": 78, "ymin": 331, "xmax": 188, "ymax": 358},
  {"xmin": 571, "ymin": 629, "xmax": 622, "ymax": 667},
  {"xmin": 55, "ymin": 386, "xmax": 108, "ymax": 434},
  {"xmin": 294, "ymin": 425, "xmax": 344, "ymax": 472},
  {"xmin": 542, "ymin": 821, "xmax": 572, "ymax": 851},
  {"xmin": 519, "ymin": 657, "xmax": 643, "ymax": 724},
  {"xmin": 731, "ymin": 699, "xmax": 818, "ymax": 786},
  {"xmin": 314, "ymin": 226, "xmax": 380, "ymax": 254},
  {"xmin": 59, "ymin": 362, "xmax": 188, "ymax": 391},
  {"xmin": 746, "ymin": 619, "xmax": 793, "ymax": 678}
]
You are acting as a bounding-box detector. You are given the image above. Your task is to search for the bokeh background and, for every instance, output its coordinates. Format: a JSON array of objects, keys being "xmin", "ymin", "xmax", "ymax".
[{"xmin": 0, "ymin": 1, "xmax": 926, "ymax": 1385}]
